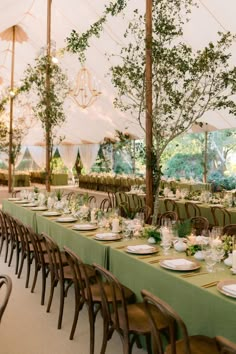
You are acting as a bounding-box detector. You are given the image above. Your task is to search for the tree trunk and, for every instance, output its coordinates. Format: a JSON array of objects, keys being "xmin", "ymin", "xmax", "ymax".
[{"xmin": 152, "ymin": 154, "xmax": 161, "ymax": 226}]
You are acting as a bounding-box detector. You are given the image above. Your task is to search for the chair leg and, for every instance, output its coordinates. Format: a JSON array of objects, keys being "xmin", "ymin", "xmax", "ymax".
[
  {"xmin": 100, "ymin": 318, "xmax": 111, "ymax": 354},
  {"xmin": 31, "ymin": 262, "xmax": 40, "ymax": 293},
  {"xmin": 46, "ymin": 277, "xmax": 56, "ymax": 313},
  {"xmin": 41, "ymin": 265, "xmax": 47, "ymax": 305},
  {"xmin": 57, "ymin": 281, "xmax": 65, "ymax": 329},
  {"xmin": 69, "ymin": 295, "xmax": 84, "ymax": 340},
  {"xmin": 25, "ymin": 253, "xmax": 33, "ymax": 288},
  {"xmin": 88, "ymin": 310, "xmax": 96, "ymax": 354},
  {"xmin": 17, "ymin": 250, "xmax": 25, "ymax": 279}
]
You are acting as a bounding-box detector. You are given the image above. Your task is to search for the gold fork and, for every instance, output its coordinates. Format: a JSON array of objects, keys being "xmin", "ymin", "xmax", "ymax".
[
  {"xmin": 181, "ymin": 271, "xmax": 208, "ymax": 278},
  {"xmin": 201, "ymin": 280, "xmax": 219, "ymax": 288}
]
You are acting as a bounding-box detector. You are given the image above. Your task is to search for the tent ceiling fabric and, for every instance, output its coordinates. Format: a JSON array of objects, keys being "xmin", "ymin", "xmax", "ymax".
[{"xmin": 0, "ymin": 0, "xmax": 236, "ymax": 147}]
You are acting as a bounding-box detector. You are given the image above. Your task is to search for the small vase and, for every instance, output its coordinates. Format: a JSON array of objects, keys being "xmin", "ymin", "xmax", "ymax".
[
  {"xmin": 174, "ymin": 238, "xmax": 187, "ymax": 252},
  {"xmin": 224, "ymin": 253, "xmax": 233, "ymax": 267},
  {"xmin": 148, "ymin": 237, "xmax": 156, "ymax": 244}
]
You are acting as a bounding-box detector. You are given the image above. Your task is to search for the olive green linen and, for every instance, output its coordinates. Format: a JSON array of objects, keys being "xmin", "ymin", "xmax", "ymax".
[{"xmin": 109, "ymin": 248, "xmax": 236, "ymax": 342}]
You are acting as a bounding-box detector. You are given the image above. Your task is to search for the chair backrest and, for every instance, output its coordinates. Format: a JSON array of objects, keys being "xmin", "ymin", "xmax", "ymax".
[
  {"xmin": 0, "ymin": 275, "xmax": 12, "ymax": 322},
  {"xmin": 88, "ymin": 195, "xmax": 97, "ymax": 208},
  {"xmin": 222, "ymin": 224, "xmax": 236, "ymax": 237},
  {"xmin": 215, "ymin": 336, "xmax": 236, "ymax": 354},
  {"xmin": 159, "ymin": 211, "xmax": 178, "ymax": 227},
  {"xmin": 99, "ymin": 198, "xmax": 112, "ymax": 212},
  {"xmin": 164, "ymin": 199, "xmax": 181, "ymax": 220},
  {"xmin": 185, "ymin": 202, "xmax": 201, "ymax": 218},
  {"xmin": 211, "ymin": 206, "xmax": 231, "ymax": 227},
  {"xmin": 41, "ymin": 233, "xmax": 64, "ymax": 282},
  {"xmin": 64, "ymin": 246, "xmax": 93, "ymax": 305},
  {"xmin": 190, "ymin": 216, "xmax": 209, "ymax": 235},
  {"xmin": 94, "ymin": 263, "xmax": 129, "ymax": 334},
  {"xmin": 107, "ymin": 191, "xmax": 116, "ymax": 208},
  {"xmin": 141, "ymin": 289, "xmax": 191, "ymax": 354}
]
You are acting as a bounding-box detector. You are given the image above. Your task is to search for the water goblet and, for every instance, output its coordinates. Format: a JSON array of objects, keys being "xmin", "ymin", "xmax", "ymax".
[{"xmin": 204, "ymin": 249, "xmax": 217, "ymax": 273}]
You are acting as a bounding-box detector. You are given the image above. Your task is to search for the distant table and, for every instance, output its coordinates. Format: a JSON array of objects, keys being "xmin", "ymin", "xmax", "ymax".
[{"xmin": 160, "ymin": 180, "xmax": 212, "ymax": 192}]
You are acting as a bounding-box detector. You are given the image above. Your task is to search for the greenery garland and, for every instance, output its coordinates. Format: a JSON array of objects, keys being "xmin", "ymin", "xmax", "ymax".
[{"xmin": 66, "ymin": 0, "xmax": 127, "ymax": 62}]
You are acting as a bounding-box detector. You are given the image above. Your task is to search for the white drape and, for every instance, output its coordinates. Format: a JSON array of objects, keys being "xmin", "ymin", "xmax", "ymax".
[
  {"xmin": 15, "ymin": 146, "xmax": 27, "ymax": 168},
  {"xmin": 79, "ymin": 144, "xmax": 99, "ymax": 173},
  {"xmin": 0, "ymin": 151, "xmax": 8, "ymax": 165},
  {"xmin": 27, "ymin": 146, "xmax": 46, "ymax": 169},
  {"xmin": 57, "ymin": 144, "xmax": 79, "ymax": 183}
]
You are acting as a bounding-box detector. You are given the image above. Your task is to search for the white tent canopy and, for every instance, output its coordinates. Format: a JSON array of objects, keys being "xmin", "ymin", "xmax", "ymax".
[{"xmin": 0, "ymin": 0, "xmax": 236, "ymax": 148}]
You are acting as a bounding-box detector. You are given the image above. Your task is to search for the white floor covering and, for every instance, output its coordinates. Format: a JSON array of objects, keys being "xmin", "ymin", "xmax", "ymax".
[{"xmin": 0, "ymin": 234, "xmax": 146, "ymax": 354}]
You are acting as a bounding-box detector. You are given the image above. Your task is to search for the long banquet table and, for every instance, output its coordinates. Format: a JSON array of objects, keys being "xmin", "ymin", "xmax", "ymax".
[{"xmin": 2, "ymin": 199, "xmax": 236, "ymax": 343}]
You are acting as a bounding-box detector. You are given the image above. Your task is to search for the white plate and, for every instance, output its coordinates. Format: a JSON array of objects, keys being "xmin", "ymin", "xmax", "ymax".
[
  {"xmin": 72, "ymin": 224, "xmax": 98, "ymax": 231},
  {"xmin": 160, "ymin": 258, "xmax": 200, "ymax": 271},
  {"xmin": 56, "ymin": 217, "xmax": 77, "ymax": 223},
  {"xmin": 8, "ymin": 197, "xmax": 21, "ymax": 201},
  {"xmin": 42, "ymin": 211, "xmax": 62, "ymax": 217},
  {"xmin": 94, "ymin": 233, "xmax": 122, "ymax": 241},
  {"xmin": 125, "ymin": 244, "xmax": 158, "ymax": 255},
  {"xmin": 217, "ymin": 280, "xmax": 236, "ymax": 298},
  {"xmin": 31, "ymin": 206, "xmax": 48, "ymax": 211},
  {"xmin": 14, "ymin": 200, "xmax": 30, "ymax": 204},
  {"xmin": 22, "ymin": 203, "xmax": 38, "ymax": 207}
]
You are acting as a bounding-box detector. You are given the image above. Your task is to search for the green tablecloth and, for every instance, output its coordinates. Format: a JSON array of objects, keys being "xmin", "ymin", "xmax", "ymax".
[
  {"xmin": 2, "ymin": 200, "xmax": 37, "ymax": 230},
  {"xmin": 3, "ymin": 199, "xmax": 236, "ymax": 342},
  {"xmin": 36, "ymin": 214, "xmax": 109, "ymax": 267},
  {"xmin": 109, "ymin": 247, "xmax": 236, "ymax": 342}
]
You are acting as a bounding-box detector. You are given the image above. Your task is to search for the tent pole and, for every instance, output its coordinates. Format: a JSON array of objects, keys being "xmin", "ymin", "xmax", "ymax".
[
  {"xmin": 45, "ymin": 0, "xmax": 52, "ymax": 192},
  {"xmin": 145, "ymin": 0, "xmax": 153, "ymax": 217},
  {"xmin": 8, "ymin": 25, "xmax": 16, "ymax": 194},
  {"xmin": 203, "ymin": 131, "xmax": 208, "ymax": 183}
]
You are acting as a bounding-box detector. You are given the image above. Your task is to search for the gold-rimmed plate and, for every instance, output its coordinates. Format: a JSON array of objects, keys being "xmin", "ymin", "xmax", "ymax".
[
  {"xmin": 56, "ymin": 217, "xmax": 77, "ymax": 223},
  {"xmin": 125, "ymin": 245, "xmax": 158, "ymax": 255},
  {"xmin": 94, "ymin": 233, "xmax": 122, "ymax": 241},
  {"xmin": 42, "ymin": 211, "xmax": 62, "ymax": 217},
  {"xmin": 8, "ymin": 197, "xmax": 21, "ymax": 201},
  {"xmin": 217, "ymin": 280, "xmax": 236, "ymax": 299},
  {"xmin": 72, "ymin": 224, "xmax": 98, "ymax": 231},
  {"xmin": 159, "ymin": 258, "xmax": 200, "ymax": 271}
]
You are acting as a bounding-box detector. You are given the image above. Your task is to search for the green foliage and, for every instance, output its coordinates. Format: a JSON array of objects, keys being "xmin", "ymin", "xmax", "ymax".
[
  {"xmin": 164, "ymin": 153, "xmax": 204, "ymax": 179},
  {"xmin": 23, "ymin": 55, "xmax": 68, "ymax": 135},
  {"xmin": 142, "ymin": 226, "xmax": 161, "ymax": 243},
  {"xmin": 175, "ymin": 219, "xmax": 192, "ymax": 238},
  {"xmin": 208, "ymin": 170, "xmax": 236, "ymax": 191},
  {"xmin": 66, "ymin": 0, "xmax": 127, "ymax": 62},
  {"xmin": 120, "ymin": 202, "xmax": 140, "ymax": 219}
]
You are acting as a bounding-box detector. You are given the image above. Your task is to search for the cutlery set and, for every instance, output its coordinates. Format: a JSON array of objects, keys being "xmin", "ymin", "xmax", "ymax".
[{"xmin": 181, "ymin": 271, "xmax": 208, "ymax": 278}]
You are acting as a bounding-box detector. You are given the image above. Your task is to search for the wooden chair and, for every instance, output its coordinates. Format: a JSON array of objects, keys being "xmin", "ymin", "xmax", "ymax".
[
  {"xmin": 164, "ymin": 199, "xmax": 181, "ymax": 220},
  {"xmin": 4, "ymin": 212, "xmax": 21, "ymax": 273},
  {"xmin": 99, "ymin": 198, "xmax": 112, "ymax": 212},
  {"xmin": 211, "ymin": 206, "xmax": 231, "ymax": 227},
  {"xmin": 141, "ymin": 289, "xmax": 236, "ymax": 354},
  {"xmin": 64, "ymin": 247, "xmax": 135, "ymax": 353},
  {"xmin": 0, "ymin": 275, "xmax": 12, "ymax": 323},
  {"xmin": 94, "ymin": 263, "xmax": 168, "ymax": 354},
  {"xmin": 41, "ymin": 233, "xmax": 74, "ymax": 330},
  {"xmin": 14, "ymin": 219, "xmax": 35, "ymax": 288},
  {"xmin": 190, "ymin": 216, "xmax": 209, "ymax": 236},
  {"xmin": 88, "ymin": 195, "xmax": 97, "ymax": 208},
  {"xmin": 159, "ymin": 211, "xmax": 178, "ymax": 227},
  {"xmin": 222, "ymin": 224, "xmax": 236, "ymax": 236},
  {"xmin": 185, "ymin": 202, "xmax": 201, "ymax": 218}
]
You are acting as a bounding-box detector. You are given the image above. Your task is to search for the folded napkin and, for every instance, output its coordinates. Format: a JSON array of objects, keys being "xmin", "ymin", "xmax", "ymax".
[
  {"xmin": 222, "ymin": 284, "xmax": 236, "ymax": 296},
  {"xmin": 127, "ymin": 245, "xmax": 155, "ymax": 252},
  {"xmin": 163, "ymin": 259, "xmax": 194, "ymax": 269},
  {"xmin": 95, "ymin": 233, "xmax": 115, "ymax": 239}
]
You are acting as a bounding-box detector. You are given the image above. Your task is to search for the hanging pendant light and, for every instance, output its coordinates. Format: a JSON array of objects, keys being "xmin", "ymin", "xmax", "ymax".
[{"xmin": 69, "ymin": 67, "xmax": 101, "ymax": 109}]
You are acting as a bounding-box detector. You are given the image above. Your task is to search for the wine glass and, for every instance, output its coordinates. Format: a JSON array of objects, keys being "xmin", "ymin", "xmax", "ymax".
[{"xmin": 204, "ymin": 249, "xmax": 217, "ymax": 273}]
